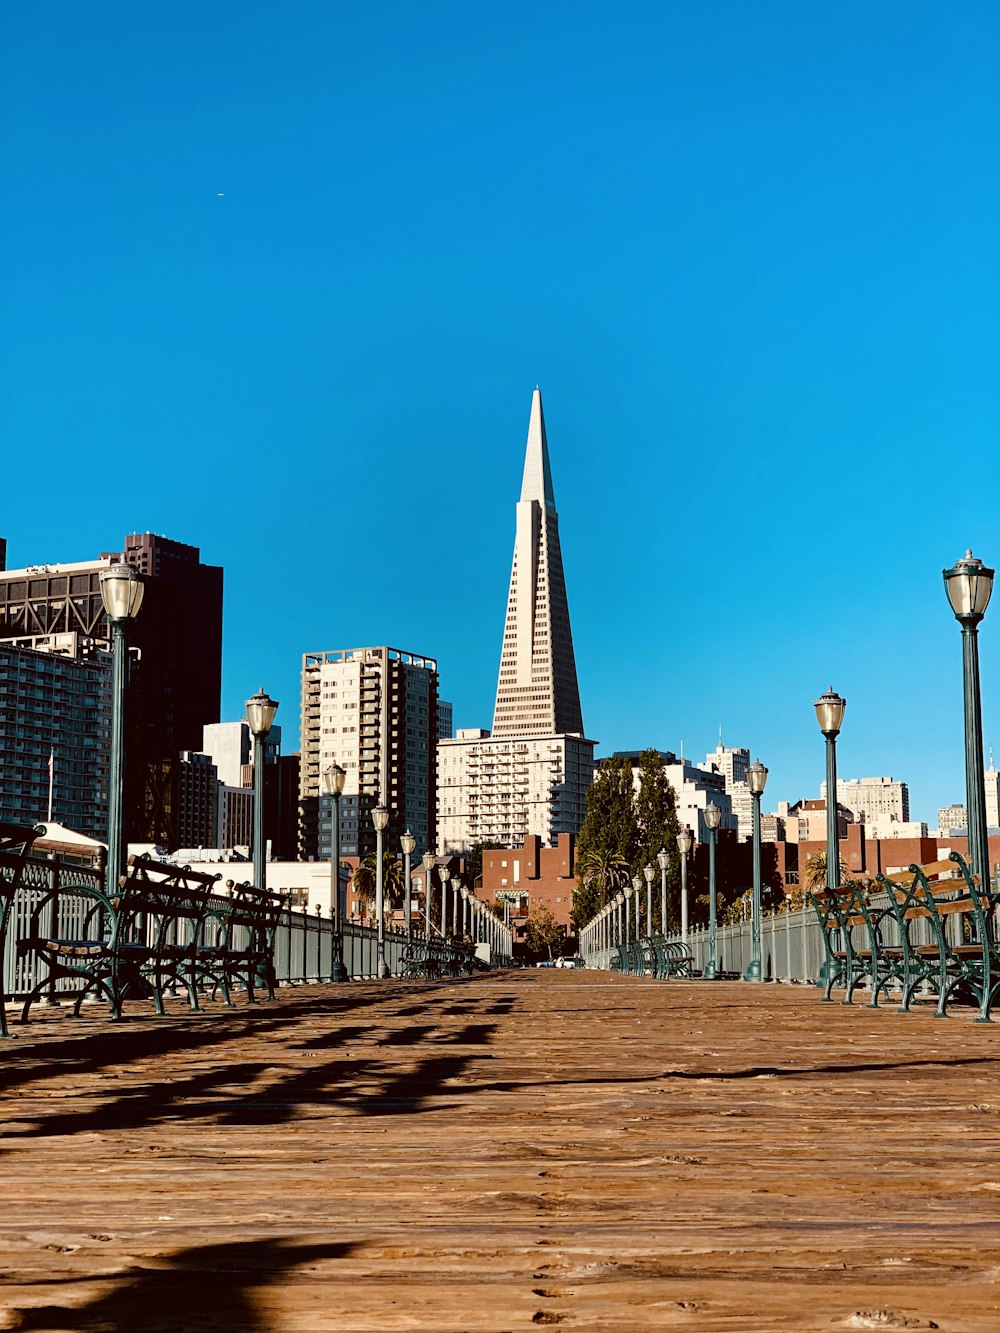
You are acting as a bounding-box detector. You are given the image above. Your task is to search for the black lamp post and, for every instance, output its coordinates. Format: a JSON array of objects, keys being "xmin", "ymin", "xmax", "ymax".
[
  {"xmin": 322, "ymin": 763, "xmax": 348, "ymax": 982},
  {"xmin": 943, "ymin": 551, "xmax": 994, "ymax": 887},
  {"xmin": 676, "ymin": 827, "xmax": 693, "ymax": 940},
  {"xmin": 421, "ymin": 851, "xmax": 435, "ymax": 936},
  {"xmin": 98, "ymin": 563, "xmax": 144, "ymax": 899},
  {"xmin": 704, "ymin": 800, "xmax": 722, "ymax": 980},
  {"xmin": 743, "ymin": 759, "xmax": 768, "ymax": 982},
  {"xmin": 245, "ymin": 688, "xmax": 279, "ymax": 893},
  {"xmin": 814, "ymin": 687, "xmax": 846, "ymax": 908},
  {"xmin": 372, "ymin": 803, "xmax": 390, "ymax": 977},
  {"xmin": 401, "ymin": 829, "xmax": 416, "ymax": 945},
  {"xmin": 656, "ymin": 847, "xmax": 669, "ymax": 934}
]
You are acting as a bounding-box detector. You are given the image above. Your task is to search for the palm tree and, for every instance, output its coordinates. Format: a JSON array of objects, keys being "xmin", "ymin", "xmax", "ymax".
[
  {"xmin": 352, "ymin": 852, "xmax": 406, "ymax": 917},
  {"xmin": 803, "ymin": 851, "xmax": 847, "ymax": 892},
  {"xmin": 577, "ymin": 848, "xmax": 629, "ymax": 907}
]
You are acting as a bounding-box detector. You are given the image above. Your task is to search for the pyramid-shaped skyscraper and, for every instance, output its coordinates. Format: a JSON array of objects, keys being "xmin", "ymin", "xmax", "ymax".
[
  {"xmin": 492, "ymin": 388, "xmax": 584, "ymax": 738},
  {"xmin": 437, "ymin": 390, "xmax": 595, "ymax": 851}
]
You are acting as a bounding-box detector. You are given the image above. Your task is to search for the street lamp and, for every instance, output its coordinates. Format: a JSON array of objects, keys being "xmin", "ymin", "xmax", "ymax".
[
  {"xmin": 245, "ymin": 687, "xmax": 279, "ymax": 893},
  {"xmin": 943, "ymin": 550, "xmax": 994, "ymax": 888},
  {"xmin": 451, "ymin": 875, "xmax": 463, "ymax": 936},
  {"xmin": 401, "ymin": 829, "xmax": 416, "ymax": 946},
  {"xmin": 623, "ymin": 879, "xmax": 634, "ymax": 945},
  {"xmin": 372, "ymin": 803, "xmax": 390, "ymax": 978},
  {"xmin": 743, "ymin": 760, "xmax": 768, "ymax": 982},
  {"xmin": 703, "ymin": 801, "xmax": 721, "ymax": 980},
  {"xmin": 615, "ymin": 891, "xmax": 624, "ymax": 946},
  {"xmin": 814, "ymin": 687, "xmax": 846, "ymax": 910},
  {"xmin": 631, "ymin": 875, "xmax": 643, "ymax": 938},
  {"xmin": 643, "ymin": 864, "xmax": 655, "ymax": 936},
  {"xmin": 438, "ymin": 864, "xmax": 451, "ymax": 935},
  {"xmin": 676, "ymin": 827, "xmax": 693, "ymax": 941},
  {"xmin": 98, "ymin": 563, "xmax": 145, "ymax": 900},
  {"xmin": 322, "ymin": 763, "xmax": 348, "ymax": 982},
  {"xmin": 421, "ymin": 851, "xmax": 435, "ymax": 936},
  {"xmin": 461, "ymin": 883, "xmax": 470, "ymax": 937},
  {"xmin": 656, "ymin": 847, "xmax": 669, "ymax": 935}
]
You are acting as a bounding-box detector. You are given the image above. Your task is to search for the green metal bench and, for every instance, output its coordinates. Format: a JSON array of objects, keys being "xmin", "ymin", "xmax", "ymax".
[
  {"xmin": 807, "ymin": 881, "xmax": 901, "ymax": 1006},
  {"xmin": 649, "ymin": 936, "xmax": 696, "ymax": 978},
  {"xmin": 18, "ymin": 854, "xmax": 220, "ymax": 1023},
  {"xmin": 197, "ymin": 879, "xmax": 286, "ymax": 1006},
  {"xmin": 877, "ymin": 854, "xmax": 997, "ymax": 1022}
]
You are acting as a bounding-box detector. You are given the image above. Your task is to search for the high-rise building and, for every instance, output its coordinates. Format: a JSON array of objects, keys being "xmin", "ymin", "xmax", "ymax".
[
  {"xmin": 492, "ymin": 388, "xmax": 584, "ymax": 739},
  {"xmin": 437, "ymin": 700, "xmax": 454, "ymax": 742},
  {"xmin": 0, "ymin": 633, "xmax": 111, "ymax": 839},
  {"xmin": 299, "ymin": 646, "xmax": 438, "ymax": 861},
  {"xmin": 937, "ymin": 803, "xmax": 967, "ymax": 834},
  {"xmin": 176, "ymin": 750, "xmax": 220, "ymax": 849},
  {"xmin": 0, "ymin": 532, "xmax": 223, "ymax": 847},
  {"xmin": 821, "ymin": 775, "xmax": 910, "ymax": 827},
  {"xmin": 438, "ymin": 389, "xmax": 596, "ymax": 852},
  {"xmin": 702, "ymin": 741, "xmax": 752, "ymax": 840}
]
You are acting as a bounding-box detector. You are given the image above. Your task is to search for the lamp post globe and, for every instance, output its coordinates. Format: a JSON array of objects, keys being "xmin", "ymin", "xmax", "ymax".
[
  {"xmin": 245, "ymin": 688, "xmax": 279, "ymax": 896},
  {"xmin": 372, "ymin": 804, "xmax": 390, "ymax": 978},
  {"xmin": 400, "ymin": 829, "xmax": 416, "ymax": 945},
  {"xmin": 98, "ymin": 563, "xmax": 145, "ymax": 901},
  {"xmin": 943, "ymin": 551, "xmax": 995, "ymax": 895},
  {"xmin": 703, "ymin": 800, "xmax": 722, "ymax": 980},
  {"xmin": 322, "ymin": 762, "xmax": 348, "ymax": 982},
  {"xmin": 743, "ymin": 760, "xmax": 768, "ymax": 982}
]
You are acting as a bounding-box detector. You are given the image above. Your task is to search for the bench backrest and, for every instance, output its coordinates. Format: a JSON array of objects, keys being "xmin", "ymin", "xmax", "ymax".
[
  {"xmin": 877, "ymin": 853, "xmax": 993, "ymax": 937},
  {"xmin": 118, "ymin": 855, "xmax": 221, "ymax": 947},
  {"xmin": 0, "ymin": 823, "xmax": 43, "ymax": 904}
]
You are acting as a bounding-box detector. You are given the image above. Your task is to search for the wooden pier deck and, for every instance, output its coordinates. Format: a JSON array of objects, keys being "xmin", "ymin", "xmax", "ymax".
[{"xmin": 0, "ymin": 970, "xmax": 998, "ymax": 1331}]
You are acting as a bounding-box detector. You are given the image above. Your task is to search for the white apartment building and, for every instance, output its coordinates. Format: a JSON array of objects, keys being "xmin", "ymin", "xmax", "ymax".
[
  {"xmin": 820, "ymin": 775, "xmax": 910, "ymax": 826},
  {"xmin": 702, "ymin": 742, "xmax": 751, "ymax": 840},
  {"xmin": 937, "ymin": 803, "xmax": 967, "ymax": 833},
  {"xmin": 438, "ymin": 728, "xmax": 594, "ymax": 852}
]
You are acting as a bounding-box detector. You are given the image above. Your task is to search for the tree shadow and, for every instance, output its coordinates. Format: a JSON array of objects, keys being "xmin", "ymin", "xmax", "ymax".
[{"xmin": 5, "ymin": 1236, "xmax": 355, "ymax": 1332}]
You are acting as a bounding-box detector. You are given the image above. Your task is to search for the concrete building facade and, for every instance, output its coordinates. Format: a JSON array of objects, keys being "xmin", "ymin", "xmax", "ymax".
[
  {"xmin": 299, "ymin": 646, "xmax": 438, "ymax": 862},
  {"xmin": 0, "ymin": 633, "xmax": 111, "ymax": 839}
]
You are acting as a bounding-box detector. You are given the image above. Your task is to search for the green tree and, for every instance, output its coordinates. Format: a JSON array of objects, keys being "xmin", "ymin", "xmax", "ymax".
[
  {"xmin": 523, "ymin": 902, "xmax": 565, "ymax": 960},
  {"xmin": 633, "ymin": 749, "xmax": 681, "ymax": 931},
  {"xmin": 464, "ymin": 840, "xmax": 503, "ymax": 888},
  {"xmin": 573, "ymin": 756, "xmax": 639, "ymax": 925}
]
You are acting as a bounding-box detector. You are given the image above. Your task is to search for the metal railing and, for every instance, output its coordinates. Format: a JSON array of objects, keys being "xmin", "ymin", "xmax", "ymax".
[
  {"xmin": 2, "ymin": 856, "xmax": 491, "ymax": 1001},
  {"xmin": 582, "ymin": 895, "xmax": 953, "ymax": 986}
]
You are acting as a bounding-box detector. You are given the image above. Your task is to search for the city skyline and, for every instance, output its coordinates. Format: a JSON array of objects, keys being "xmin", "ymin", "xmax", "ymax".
[{"xmin": 3, "ymin": 3, "xmax": 997, "ymax": 827}]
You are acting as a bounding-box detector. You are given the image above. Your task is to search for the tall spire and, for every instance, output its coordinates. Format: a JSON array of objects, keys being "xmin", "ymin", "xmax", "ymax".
[
  {"xmin": 492, "ymin": 388, "xmax": 583, "ymax": 738},
  {"xmin": 519, "ymin": 386, "xmax": 556, "ymax": 509}
]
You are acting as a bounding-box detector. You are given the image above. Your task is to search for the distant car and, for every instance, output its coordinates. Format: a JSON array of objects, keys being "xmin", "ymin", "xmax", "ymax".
[
  {"xmin": 535, "ymin": 959, "xmax": 557, "ymax": 968},
  {"xmin": 556, "ymin": 956, "xmax": 585, "ymax": 969}
]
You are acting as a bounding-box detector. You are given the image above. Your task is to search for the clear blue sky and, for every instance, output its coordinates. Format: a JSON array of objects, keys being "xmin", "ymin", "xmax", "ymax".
[{"xmin": 3, "ymin": 2, "xmax": 998, "ymax": 825}]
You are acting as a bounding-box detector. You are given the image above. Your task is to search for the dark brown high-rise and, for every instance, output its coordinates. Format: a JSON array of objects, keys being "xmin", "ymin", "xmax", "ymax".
[{"xmin": 0, "ymin": 532, "xmax": 223, "ymax": 846}]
